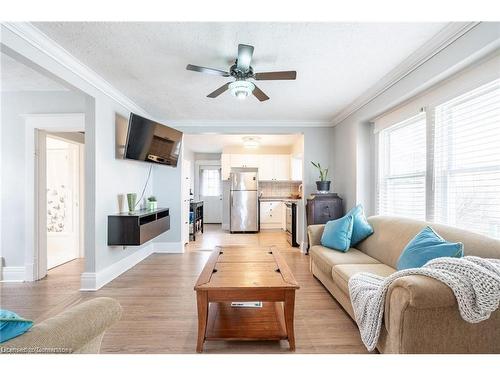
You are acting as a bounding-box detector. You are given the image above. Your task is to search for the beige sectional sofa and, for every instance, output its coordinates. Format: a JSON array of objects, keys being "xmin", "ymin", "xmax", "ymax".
[{"xmin": 308, "ymin": 215, "xmax": 500, "ymax": 354}]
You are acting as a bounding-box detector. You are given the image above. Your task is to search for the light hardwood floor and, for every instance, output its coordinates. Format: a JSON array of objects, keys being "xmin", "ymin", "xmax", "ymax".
[{"xmin": 0, "ymin": 225, "xmax": 369, "ymax": 353}]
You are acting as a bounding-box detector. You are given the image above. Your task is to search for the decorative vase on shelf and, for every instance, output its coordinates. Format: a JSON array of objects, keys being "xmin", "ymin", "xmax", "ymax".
[{"xmin": 127, "ymin": 193, "xmax": 137, "ymax": 213}]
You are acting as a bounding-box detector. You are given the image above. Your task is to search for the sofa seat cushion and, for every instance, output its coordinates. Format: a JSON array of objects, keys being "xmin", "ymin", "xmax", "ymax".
[
  {"xmin": 310, "ymin": 245, "xmax": 380, "ymax": 276},
  {"xmin": 332, "ymin": 263, "xmax": 396, "ymax": 295}
]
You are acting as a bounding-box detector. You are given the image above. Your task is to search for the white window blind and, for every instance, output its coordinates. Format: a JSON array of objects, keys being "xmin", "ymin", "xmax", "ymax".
[
  {"xmin": 378, "ymin": 113, "xmax": 426, "ymax": 220},
  {"xmin": 434, "ymin": 78, "xmax": 500, "ymax": 238},
  {"xmin": 200, "ymin": 167, "xmax": 221, "ymax": 197}
]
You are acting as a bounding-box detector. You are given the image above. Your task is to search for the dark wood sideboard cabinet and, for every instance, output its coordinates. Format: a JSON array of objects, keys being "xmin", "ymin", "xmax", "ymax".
[
  {"xmin": 306, "ymin": 193, "xmax": 343, "ymax": 226},
  {"xmin": 306, "ymin": 193, "xmax": 343, "ymax": 253},
  {"xmin": 108, "ymin": 208, "xmax": 170, "ymax": 246}
]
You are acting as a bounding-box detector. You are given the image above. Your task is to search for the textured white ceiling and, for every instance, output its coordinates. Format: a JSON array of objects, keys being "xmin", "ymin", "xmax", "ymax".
[
  {"xmin": 184, "ymin": 133, "xmax": 301, "ymax": 153},
  {"xmin": 32, "ymin": 22, "xmax": 447, "ymax": 122},
  {"xmin": 1, "ymin": 52, "xmax": 69, "ymax": 92}
]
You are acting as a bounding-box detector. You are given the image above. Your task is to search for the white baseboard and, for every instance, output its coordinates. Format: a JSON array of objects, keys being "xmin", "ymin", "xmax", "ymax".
[
  {"xmin": 300, "ymin": 241, "xmax": 308, "ymax": 254},
  {"xmin": 153, "ymin": 241, "xmax": 184, "ymax": 253},
  {"xmin": 24, "ymin": 262, "xmax": 36, "ymax": 282},
  {"xmin": 79, "ymin": 241, "xmax": 183, "ymax": 291},
  {"xmin": 80, "ymin": 244, "xmax": 154, "ymax": 291},
  {"xmin": 0, "ymin": 266, "xmax": 25, "ymax": 282}
]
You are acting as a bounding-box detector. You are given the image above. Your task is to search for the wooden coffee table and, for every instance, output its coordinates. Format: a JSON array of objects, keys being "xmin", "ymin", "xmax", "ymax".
[{"xmin": 194, "ymin": 246, "xmax": 300, "ymax": 352}]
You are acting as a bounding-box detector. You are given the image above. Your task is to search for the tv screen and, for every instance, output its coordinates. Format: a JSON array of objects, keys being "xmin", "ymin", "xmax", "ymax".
[{"xmin": 124, "ymin": 113, "xmax": 183, "ymax": 167}]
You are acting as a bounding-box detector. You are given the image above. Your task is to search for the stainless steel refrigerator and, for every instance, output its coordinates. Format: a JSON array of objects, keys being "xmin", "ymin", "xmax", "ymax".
[{"xmin": 230, "ymin": 168, "xmax": 259, "ymax": 233}]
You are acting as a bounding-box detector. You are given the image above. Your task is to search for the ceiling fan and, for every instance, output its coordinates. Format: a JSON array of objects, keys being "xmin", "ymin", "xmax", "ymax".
[{"xmin": 186, "ymin": 44, "xmax": 297, "ymax": 102}]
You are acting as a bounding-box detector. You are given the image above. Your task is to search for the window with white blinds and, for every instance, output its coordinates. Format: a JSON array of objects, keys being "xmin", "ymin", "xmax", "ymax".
[
  {"xmin": 433, "ymin": 78, "xmax": 500, "ymax": 238},
  {"xmin": 378, "ymin": 113, "xmax": 426, "ymax": 220}
]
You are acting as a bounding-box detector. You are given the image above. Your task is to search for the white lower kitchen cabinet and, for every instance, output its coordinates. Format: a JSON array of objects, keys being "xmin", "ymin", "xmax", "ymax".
[{"xmin": 260, "ymin": 201, "xmax": 285, "ymax": 229}]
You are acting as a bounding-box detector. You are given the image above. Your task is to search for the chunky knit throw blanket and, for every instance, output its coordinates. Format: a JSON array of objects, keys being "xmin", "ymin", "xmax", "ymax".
[{"xmin": 348, "ymin": 256, "xmax": 500, "ymax": 351}]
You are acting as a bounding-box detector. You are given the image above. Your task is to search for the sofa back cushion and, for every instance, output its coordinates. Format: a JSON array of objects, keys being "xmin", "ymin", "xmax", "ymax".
[{"xmin": 355, "ymin": 216, "xmax": 500, "ymax": 269}]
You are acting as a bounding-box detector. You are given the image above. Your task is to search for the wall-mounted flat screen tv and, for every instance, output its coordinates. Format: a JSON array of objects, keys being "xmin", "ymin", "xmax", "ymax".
[{"xmin": 124, "ymin": 113, "xmax": 183, "ymax": 167}]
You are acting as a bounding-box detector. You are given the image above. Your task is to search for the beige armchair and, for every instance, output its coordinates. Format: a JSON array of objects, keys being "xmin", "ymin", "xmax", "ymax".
[{"xmin": 1, "ymin": 297, "xmax": 122, "ymax": 354}]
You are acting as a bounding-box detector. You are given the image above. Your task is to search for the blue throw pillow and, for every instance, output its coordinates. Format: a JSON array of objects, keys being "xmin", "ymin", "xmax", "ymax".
[
  {"xmin": 0, "ymin": 309, "xmax": 33, "ymax": 343},
  {"xmin": 397, "ymin": 226, "xmax": 464, "ymax": 270},
  {"xmin": 320, "ymin": 215, "xmax": 354, "ymax": 252},
  {"xmin": 346, "ymin": 204, "xmax": 374, "ymax": 246}
]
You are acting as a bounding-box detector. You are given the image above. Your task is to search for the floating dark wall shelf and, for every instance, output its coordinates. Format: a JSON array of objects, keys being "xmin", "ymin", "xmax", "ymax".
[{"xmin": 108, "ymin": 208, "xmax": 170, "ymax": 246}]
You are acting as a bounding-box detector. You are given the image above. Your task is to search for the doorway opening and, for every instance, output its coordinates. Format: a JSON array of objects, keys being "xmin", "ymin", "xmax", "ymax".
[
  {"xmin": 46, "ymin": 133, "xmax": 85, "ymax": 270},
  {"xmin": 182, "ymin": 133, "xmax": 305, "ymax": 250}
]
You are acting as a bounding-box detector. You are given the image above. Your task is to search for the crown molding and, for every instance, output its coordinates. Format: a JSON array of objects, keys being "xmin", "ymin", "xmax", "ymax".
[
  {"xmin": 330, "ymin": 22, "xmax": 480, "ymax": 126},
  {"xmin": 1, "ymin": 22, "xmax": 149, "ymax": 116},
  {"xmin": 166, "ymin": 120, "xmax": 333, "ymax": 129}
]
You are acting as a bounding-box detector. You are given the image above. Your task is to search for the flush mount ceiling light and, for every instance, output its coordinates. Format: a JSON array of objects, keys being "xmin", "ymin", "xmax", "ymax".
[
  {"xmin": 229, "ymin": 80, "xmax": 255, "ymax": 100},
  {"xmin": 243, "ymin": 136, "xmax": 261, "ymax": 148}
]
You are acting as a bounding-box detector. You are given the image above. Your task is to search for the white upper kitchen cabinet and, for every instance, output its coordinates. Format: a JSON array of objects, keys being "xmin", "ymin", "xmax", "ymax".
[
  {"xmin": 230, "ymin": 154, "xmax": 259, "ymax": 168},
  {"xmin": 274, "ymin": 154, "xmax": 290, "ymax": 181},
  {"xmin": 222, "ymin": 153, "xmax": 291, "ymax": 181},
  {"xmin": 221, "ymin": 154, "xmax": 231, "ymax": 180},
  {"xmin": 258, "ymin": 154, "xmax": 275, "ymax": 180},
  {"xmin": 258, "ymin": 154, "xmax": 290, "ymax": 181},
  {"xmin": 290, "ymin": 155, "xmax": 303, "ymax": 181}
]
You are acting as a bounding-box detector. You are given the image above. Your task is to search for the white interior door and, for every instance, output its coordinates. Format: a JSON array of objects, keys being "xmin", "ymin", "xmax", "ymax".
[
  {"xmin": 200, "ymin": 165, "xmax": 222, "ymax": 223},
  {"xmin": 182, "ymin": 159, "xmax": 192, "ymax": 244},
  {"xmin": 46, "ymin": 136, "xmax": 80, "ymax": 269}
]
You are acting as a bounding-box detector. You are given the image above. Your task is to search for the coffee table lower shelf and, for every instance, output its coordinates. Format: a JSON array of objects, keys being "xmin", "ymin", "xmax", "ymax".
[{"xmin": 205, "ymin": 301, "xmax": 288, "ymax": 341}]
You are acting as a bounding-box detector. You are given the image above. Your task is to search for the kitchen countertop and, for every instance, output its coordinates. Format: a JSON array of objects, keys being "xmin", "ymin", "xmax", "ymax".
[{"xmin": 259, "ymin": 197, "xmax": 302, "ymax": 202}]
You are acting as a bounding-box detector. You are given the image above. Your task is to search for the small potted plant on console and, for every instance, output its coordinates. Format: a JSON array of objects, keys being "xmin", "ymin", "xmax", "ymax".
[
  {"xmin": 311, "ymin": 161, "xmax": 331, "ymax": 193},
  {"xmin": 147, "ymin": 196, "xmax": 158, "ymax": 211}
]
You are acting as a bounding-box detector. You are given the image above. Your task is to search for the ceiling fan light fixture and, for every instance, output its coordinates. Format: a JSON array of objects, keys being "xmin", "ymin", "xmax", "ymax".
[{"xmin": 229, "ymin": 81, "xmax": 255, "ymax": 100}]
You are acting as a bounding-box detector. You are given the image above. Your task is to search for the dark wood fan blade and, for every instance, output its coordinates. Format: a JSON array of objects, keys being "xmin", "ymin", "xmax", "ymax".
[
  {"xmin": 252, "ymin": 84, "xmax": 269, "ymax": 101},
  {"xmin": 254, "ymin": 71, "xmax": 297, "ymax": 80},
  {"xmin": 186, "ymin": 64, "xmax": 230, "ymax": 77},
  {"xmin": 207, "ymin": 83, "xmax": 230, "ymax": 98},
  {"xmin": 237, "ymin": 44, "xmax": 254, "ymax": 72}
]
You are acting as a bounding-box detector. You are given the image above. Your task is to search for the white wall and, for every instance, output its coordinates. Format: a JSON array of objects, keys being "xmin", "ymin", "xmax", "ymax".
[
  {"xmin": 1, "ymin": 91, "xmax": 86, "ymax": 270},
  {"xmin": 93, "ymin": 96, "xmax": 155, "ymax": 271},
  {"xmin": 153, "ymin": 144, "xmax": 193, "ymax": 248},
  {"xmin": 1, "ymin": 24, "xmax": 158, "ymax": 288},
  {"xmin": 331, "ymin": 22, "xmax": 500, "ymax": 216}
]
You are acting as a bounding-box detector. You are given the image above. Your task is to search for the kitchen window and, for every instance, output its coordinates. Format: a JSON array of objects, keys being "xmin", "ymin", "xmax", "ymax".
[
  {"xmin": 200, "ymin": 167, "xmax": 221, "ymax": 197},
  {"xmin": 377, "ymin": 78, "xmax": 500, "ymax": 238}
]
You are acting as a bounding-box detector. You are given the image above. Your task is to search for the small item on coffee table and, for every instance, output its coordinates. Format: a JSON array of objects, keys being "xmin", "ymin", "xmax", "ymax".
[{"xmin": 231, "ymin": 302, "xmax": 263, "ymax": 308}]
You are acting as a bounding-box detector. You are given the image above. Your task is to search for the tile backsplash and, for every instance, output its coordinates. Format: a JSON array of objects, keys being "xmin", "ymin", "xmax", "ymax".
[{"xmin": 259, "ymin": 181, "xmax": 302, "ymax": 198}]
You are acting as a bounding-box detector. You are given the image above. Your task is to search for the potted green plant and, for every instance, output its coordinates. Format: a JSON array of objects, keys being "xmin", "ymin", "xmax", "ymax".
[
  {"xmin": 311, "ymin": 161, "xmax": 331, "ymax": 193},
  {"xmin": 147, "ymin": 196, "xmax": 157, "ymax": 211}
]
